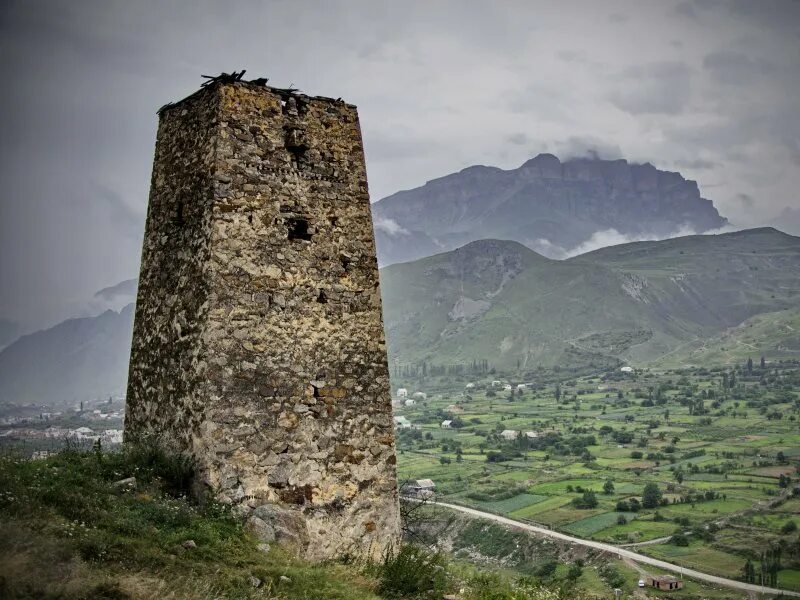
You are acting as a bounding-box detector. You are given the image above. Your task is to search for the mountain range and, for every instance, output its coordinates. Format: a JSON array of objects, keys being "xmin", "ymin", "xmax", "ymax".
[
  {"xmin": 373, "ymin": 153, "xmax": 727, "ymax": 265},
  {"xmin": 3, "ymin": 153, "xmax": 798, "ymax": 407},
  {"xmin": 380, "ymin": 227, "xmax": 800, "ymax": 372},
  {"xmin": 0, "ymin": 305, "xmax": 134, "ymax": 407}
]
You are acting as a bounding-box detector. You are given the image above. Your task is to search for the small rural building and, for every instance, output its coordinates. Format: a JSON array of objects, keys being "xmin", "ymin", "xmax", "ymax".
[
  {"xmin": 412, "ymin": 391, "xmax": 427, "ymax": 400},
  {"xmin": 503, "ymin": 384, "xmax": 513, "ymax": 391},
  {"xmin": 646, "ymin": 575, "xmax": 684, "ymax": 591},
  {"xmin": 403, "ymin": 479, "xmax": 436, "ymax": 499},
  {"xmin": 620, "ymin": 366, "xmax": 634, "ymax": 373},
  {"xmin": 441, "ymin": 420, "xmax": 453, "ymax": 428},
  {"xmin": 516, "ymin": 384, "xmax": 527, "ymax": 390},
  {"xmin": 525, "ymin": 431, "xmax": 539, "ymax": 439},
  {"xmin": 500, "ymin": 429, "xmax": 519, "ymax": 441},
  {"xmin": 397, "ymin": 388, "xmax": 408, "ymax": 398},
  {"xmin": 404, "ymin": 398, "xmax": 415, "ymax": 407},
  {"xmin": 491, "ymin": 380, "xmax": 502, "ymax": 387},
  {"xmin": 393, "ymin": 416, "xmax": 412, "ymax": 429},
  {"xmin": 465, "ymin": 382, "xmax": 475, "ymax": 390}
]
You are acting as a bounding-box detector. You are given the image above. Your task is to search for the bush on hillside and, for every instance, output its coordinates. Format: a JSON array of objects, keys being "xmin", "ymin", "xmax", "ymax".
[{"xmin": 376, "ymin": 544, "xmax": 449, "ymax": 598}]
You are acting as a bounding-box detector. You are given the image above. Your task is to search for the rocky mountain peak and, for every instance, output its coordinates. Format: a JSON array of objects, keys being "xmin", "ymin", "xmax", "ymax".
[{"xmin": 373, "ymin": 152, "xmax": 727, "ymax": 266}]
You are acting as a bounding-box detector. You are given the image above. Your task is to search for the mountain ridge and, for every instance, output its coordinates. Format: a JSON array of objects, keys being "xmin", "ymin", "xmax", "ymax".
[
  {"xmin": 1, "ymin": 227, "xmax": 796, "ymax": 407},
  {"xmin": 373, "ymin": 153, "xmax": 728, "ymax": 266},
  {"xmin": 380, "ymin": 227, "xmax": 800, "ymax": 372}
]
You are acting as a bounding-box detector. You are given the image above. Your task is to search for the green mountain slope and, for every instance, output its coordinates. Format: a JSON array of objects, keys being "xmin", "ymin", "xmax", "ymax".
[
  {"xmin": 0, "ymin": 305, "xmax": 134, "ymax": 406},
  {"xmin": 380, "ymin": 228, "xmax": 800, "ymax": 370},
  {"xmin": 652, "ymin": 307, "xmax": 800, "ymax": 368}
]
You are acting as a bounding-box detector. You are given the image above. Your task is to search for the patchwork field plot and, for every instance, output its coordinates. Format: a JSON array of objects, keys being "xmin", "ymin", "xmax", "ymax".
[{"xmin": 394, "ymin": 361, "xmax": 800, "ymax": 595}]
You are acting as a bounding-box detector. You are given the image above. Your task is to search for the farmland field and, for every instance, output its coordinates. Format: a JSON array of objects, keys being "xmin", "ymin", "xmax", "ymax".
[{"xmin": 393, "ymin": 359, "xmax": 800, "ymax": 595}]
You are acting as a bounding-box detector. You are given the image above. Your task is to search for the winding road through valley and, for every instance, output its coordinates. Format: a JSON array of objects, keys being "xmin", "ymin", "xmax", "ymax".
[{"xmin": 430, "ymin": 499, "xmax": 800, "ymax": 598}]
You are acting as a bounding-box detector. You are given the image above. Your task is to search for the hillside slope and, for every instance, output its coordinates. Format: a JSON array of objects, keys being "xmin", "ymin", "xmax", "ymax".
[
  {"xmin": 380, "ymin": 228, "xmax": 800, "ymax": 370},
  {"xmin": 0, "ymin": 304, "xmax": 134, "ymax": 407},
  {"xmin": 0, "ymin": 449, "xmax": 592, "ymax": 600},
  {"xmin": 651, "ymin": 307, "xmax": 800, "ymax": 368},
  {"xmin": 1, "ymin": 228, "xmax": 796, "ymax": 407},
  {"xmin": 373, "ymin": 154, "xmax": 727, "ymax": 266}
]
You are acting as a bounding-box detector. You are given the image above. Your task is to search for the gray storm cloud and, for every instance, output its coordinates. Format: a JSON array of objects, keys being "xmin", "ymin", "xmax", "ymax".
[{"xmin": 1, "ymin": 0, "xmax": 799, "ymax": 330}]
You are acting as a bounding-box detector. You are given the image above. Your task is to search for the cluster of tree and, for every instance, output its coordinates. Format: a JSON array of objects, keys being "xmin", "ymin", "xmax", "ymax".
[
  {"xmin": 393, "ymin": 358, "xmax": 493, "ymax": 378},
  {"xmin": 571, "ymin": 490, "xmax": 598, "ymax": 509},
  {"xmin": 741, "ymin": 545, "xmax": 782, "ymax": 586},
  {"xmin": 615, "ymin": 498, "xmax": 641, "ymax": 512}
]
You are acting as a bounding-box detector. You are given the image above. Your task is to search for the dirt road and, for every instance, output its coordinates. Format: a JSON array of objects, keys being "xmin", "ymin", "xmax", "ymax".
[{"xmin": 431, "ymin": 499, "xmax": 800, "ymax": 598}]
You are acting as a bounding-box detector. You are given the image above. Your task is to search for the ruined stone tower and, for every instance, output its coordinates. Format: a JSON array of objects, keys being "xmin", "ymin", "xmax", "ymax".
[{"xmin": 125, "ymin": 74, "xmax": 400, "ymax": 561}]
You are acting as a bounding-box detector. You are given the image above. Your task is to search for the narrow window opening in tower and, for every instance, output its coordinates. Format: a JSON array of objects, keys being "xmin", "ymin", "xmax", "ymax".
[
  {"xmin": 174, "ymin": 201, "xmax": 185, "ymax": 225},
  {"xmin": 287, "ymin": 146, "xmax": 306, "ymax": 169},
  {"xmin": 248, "ymin": 213, "xmax": 253, "ymax": 225},
  {"xmin": 340, "ymin": 253, "xmax": 352, "ymax": 272},
  {"xmin": 285, "ymin": 128, "xmax": 308, "ymax": 170},
  {"xmin": 287, "ymin": 218, "xmax": 312, "ymax": 241},
  {"xmin": 317, "ymin": 289, "xmax": 328, "ymax": 304}
]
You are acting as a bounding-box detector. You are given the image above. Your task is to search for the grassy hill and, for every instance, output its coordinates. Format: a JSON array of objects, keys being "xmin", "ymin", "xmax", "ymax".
[
  {"xmin": 0, "ymin": 448, "xmax": 591, "ymax": 600},
  {"xmin": 652, "ymin": 307, "xmax": 800, "ymax": 368},
  {"xmin": 380, "ymin": 228, "xmax": 800, "ymax": 371}
]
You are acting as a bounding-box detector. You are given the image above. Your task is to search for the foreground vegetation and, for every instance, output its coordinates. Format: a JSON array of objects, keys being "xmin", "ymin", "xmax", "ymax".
[{"xmin": 0, "ymin": 447, "xmax": 597, "ymax": 599}]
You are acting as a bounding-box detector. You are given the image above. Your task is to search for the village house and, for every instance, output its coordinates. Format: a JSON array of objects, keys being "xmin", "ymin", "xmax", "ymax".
[
  {"xmin": 397, "ymin": 388, "xmax": 408, "ymax": 398},
  {"xmin": 491, "ymin": 380, "xmax": 502, "ymax": 387},
  {"xmin": 441, "ymin": 420, "xmax": 453, "ymax": 429},
  {"xmin": 71, "ymin": 426, "xmax": 95, "ymax": 440},
  {"xmin": 465, "ymin": 383, "xmax": 475, "ymax": 390},
  {"xmin": 525, "ymin": 431, "xmax": 539, "ymax": 439},
  {"xmin": 516, "ymin": 384, "xmax": 527, "ymax": 391},
  {"xmin": 402, "ymin": 479, "xmax": 436, "ymax": 499},
  {"xmin": 500, "ymin": 429, "xmax": 519, "ymax": 441},
  {"xmin": 646, "ymin": 575, "xmax": 684, "ymax": 591},
  {"xmin": 503, "ymin": 384, "xmax": 513, "ymax": 391},
  {"xmin": 393, "ymin": 416, "xmax": 412, "ymax": 429},
  {"xmin": 102, "ymin": 429, "xmax": 123, "ymax": 444},
  {"xmin": 404, "ymin": 398, "xmax": 416, "ymax": 407},
  {"xmin": 412, "ymin": 391, "xmax": 427, "ymax": 400},
  {"xmin": 620, "ymin": 366, "xmax": 634, "ymax": 373}
]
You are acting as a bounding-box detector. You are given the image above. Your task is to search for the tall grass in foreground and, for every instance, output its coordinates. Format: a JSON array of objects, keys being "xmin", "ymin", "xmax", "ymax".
[{"xmin": 0, "ymin": 448, "xmax": 598, "ymax": 599}]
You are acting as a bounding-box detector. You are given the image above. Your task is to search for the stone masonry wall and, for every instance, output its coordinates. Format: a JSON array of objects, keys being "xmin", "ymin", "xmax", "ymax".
[{"xmin": 126, "ymin": 80, "xmax": 400, "ymax": 561}]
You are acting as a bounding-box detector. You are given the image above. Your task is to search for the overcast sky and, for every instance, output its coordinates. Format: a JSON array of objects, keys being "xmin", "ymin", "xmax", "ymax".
[{"xmin": 1, "ymin": 0, "xmax": 799, "ymax": 329}]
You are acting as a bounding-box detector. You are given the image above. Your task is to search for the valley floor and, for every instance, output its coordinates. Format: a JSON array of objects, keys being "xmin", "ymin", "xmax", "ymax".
[{"xmin": 394, "ymin": 360, "xmax": 800, "ymax": 598}]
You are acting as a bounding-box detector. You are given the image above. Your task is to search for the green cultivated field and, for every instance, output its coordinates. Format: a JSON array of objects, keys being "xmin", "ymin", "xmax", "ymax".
[{"xmin": 394, "ymin": 360, "xmax": 800, "ymax": 593}]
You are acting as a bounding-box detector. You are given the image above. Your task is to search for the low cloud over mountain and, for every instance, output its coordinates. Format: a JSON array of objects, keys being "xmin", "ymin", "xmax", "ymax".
[{"xmin": 373, "ymin": 154, "xmax": 727, "ymax": 265}]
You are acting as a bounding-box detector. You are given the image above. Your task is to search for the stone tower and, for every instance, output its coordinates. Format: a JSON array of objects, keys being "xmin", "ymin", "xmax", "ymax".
[{"xmin": 125, "ymin": 74, "xmax": 400, "ymax": 561}]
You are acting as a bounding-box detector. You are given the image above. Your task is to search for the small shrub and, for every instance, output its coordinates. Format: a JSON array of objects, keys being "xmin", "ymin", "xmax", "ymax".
[
  {"xmin": 781, "ymin": 520, "xmax": 797, "ymax": 534},
  {"xmin": 377, "ymin": 544, "xmax": 449, "ymax": 598},
  {"xmin": 571, "ymin": 491, "xmax": 598, "ymax": 509},
  {"xmin": 671, "ymin": 532, "xmax": 689, "ymax": 546},
  {"xmin": 535, "ymin": 561, "xmax": 557, "ymax": 578}
]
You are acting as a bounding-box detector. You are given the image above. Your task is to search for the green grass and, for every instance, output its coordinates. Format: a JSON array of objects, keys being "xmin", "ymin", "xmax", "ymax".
[
  {"xmin": 0, "ymin": 448, "xmax": 612, "ymax": 600},
  {"xmin": 594, "ymin": 517, "xmax": 676, "ymax": 542},
  {"xmin": 642, "ymin": 541, "xmax": 749, "ymax": 581},
  {"xmin": 0, "ymin": 448, "xmax": 386, "ymax": 599},
  {"xmin": 563, "ymin": 511, "xmax": 638, "ymax": 536},
  {"xmin": 469, "ymin": 493, "xmax": 548, "ymax": 514}
]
